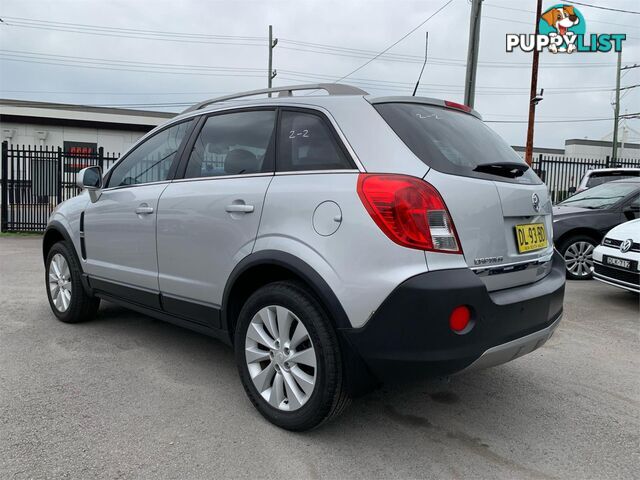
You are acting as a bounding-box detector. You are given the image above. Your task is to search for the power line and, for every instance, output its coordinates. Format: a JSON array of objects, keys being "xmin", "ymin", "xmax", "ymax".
[
  {"xmin": 1, "ymin": 49, "xmax": 621, "ymax": 89},
  {"xmin": 0, "ymin": 49, "xmax": 264, "ymax": 72},
  {"xmin": 0, "ymin": 19, "xmax": 265, "ymax": 47},
  {"xmin": 0, "ymin": 89, "xmax": 232, "ymax": 96},
  {"xmin": 333, "ymin": 0, "xmax": 455, "ymax": 83},
  {"xmin": 486, "ymin": 114, "xmax": 639, "ymax": 124},
  {"xmin": 483, "ymin": 3, "xmax": 639, "ymax": 27},
  {"xmin": 0, "ymin": 49, "xmax": 623, "ymax": 98},
  {"xmin": 0, "ymin": 18, "xmax": 628, "ymax": 68},
  {"xmin": 0, "ymin": 55, "xmax": 268, "ymax": 78},
  {"xmin": 0, "ymin": 16, "xmax": 266, "ymax": 40},
  {"xmin": 483, "ymin": 13, "xmax": 639, "ymax": 41},
  {"xmin": 568, "ymin": 1, "xmax": 640, "ymax": 15}
]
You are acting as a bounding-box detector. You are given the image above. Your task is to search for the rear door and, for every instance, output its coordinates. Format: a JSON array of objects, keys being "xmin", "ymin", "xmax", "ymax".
[
  {"xmin": 374, "ymin": 101, "xmax": 553, "ymax": 289},
  {"xmin": 156, "ymin": 109, "xmax": 276, "ymax": 326}
]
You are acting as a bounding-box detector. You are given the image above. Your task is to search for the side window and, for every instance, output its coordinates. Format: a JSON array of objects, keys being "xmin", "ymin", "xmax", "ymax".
[
  {"xmin": 107, "ymin": 120, "xmax": 192, "ymax": 188},
  {"xmin": 277, "ymin": 111, "xmax": 353, "ymax": 172},
  {"xmin": 184, "ymin": 110, "xmax": 276, "ymax": 179}
]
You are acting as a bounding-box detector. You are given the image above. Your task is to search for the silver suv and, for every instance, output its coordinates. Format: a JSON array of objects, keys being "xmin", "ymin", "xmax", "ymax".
[{"xmin": 43, "ymin": 84, "xmax": 565, "ymax": 430}]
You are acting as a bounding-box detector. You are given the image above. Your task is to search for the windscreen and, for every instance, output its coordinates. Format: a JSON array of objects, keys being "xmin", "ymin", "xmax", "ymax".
[
  {"xmin": 559, "ymin": 182, "xmax": 638, "ymax": 209},
  {"xmin": 374, "ymin": 102, "xmax": 541, "ymax": 184}
]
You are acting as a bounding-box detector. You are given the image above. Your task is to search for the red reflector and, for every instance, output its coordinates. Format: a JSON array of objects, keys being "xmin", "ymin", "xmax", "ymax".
[
  {"xmin": 449, "ymin": 306, "xmax": 471, "ymax": 333},
  {"xmin": 444, "ymin": 100, "xmax": 472, "ymax": 113}
]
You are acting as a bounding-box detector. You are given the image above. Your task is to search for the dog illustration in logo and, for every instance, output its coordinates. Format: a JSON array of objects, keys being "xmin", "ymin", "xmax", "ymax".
[{"xmin": 541, "ymin": 5, "xmax": 580, "ymax": 53}]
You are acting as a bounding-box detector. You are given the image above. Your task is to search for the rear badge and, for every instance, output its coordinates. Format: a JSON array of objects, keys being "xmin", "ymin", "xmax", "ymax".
[
  {"xmin": 474, "ymin": 256, "xmax": 504, "ymax": 266},
  {"xmin": 532, "ymin": 193, "xmax": 540, "ymax": 212}
]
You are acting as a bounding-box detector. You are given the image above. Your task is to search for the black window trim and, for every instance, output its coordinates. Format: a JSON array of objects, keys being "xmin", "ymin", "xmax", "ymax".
[
  {"xmin": 172, "ymin": 105, "xmax": 360, "ymax": 180},
  {"xmin": 173, "ymin": 106, "xmax": 278, "ymax": 180},
  {"xmin": 275, "ymin": 106, "xmax": 358, "ymax": 174},
  {"xmin": 103, "ymin": 118, "xmax": 197, "ymax": 190}
]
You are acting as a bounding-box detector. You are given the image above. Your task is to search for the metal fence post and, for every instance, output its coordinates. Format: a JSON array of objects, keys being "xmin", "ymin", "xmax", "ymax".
[
  {"xmin": 98, "ymin": 146, "xmax": 104, "ymax": 171},
  {"xmin": 605, "ymin": 155, "xmax": 610, "ymax": 168},
  {"xmin": 1, "ymin": 141, "xmax": 8, "ymax": 232},
  {"xmin": 56, "ymin": 146, "xmax": 63, "ymax": 205}
]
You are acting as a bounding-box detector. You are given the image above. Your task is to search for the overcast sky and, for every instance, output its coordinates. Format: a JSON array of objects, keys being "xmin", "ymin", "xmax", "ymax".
[{"xmin": 0, "ymin": 0, "xmax": 638, "ymax": 148}]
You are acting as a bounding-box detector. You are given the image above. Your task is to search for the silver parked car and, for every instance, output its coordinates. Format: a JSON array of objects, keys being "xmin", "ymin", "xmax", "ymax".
[{"xmin": 43, "ymin": 84, "xmax": 565, "ymax": 430}]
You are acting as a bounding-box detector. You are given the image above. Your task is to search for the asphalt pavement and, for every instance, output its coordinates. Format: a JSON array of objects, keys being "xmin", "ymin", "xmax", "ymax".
[{"xmin": 1, "ymin": 236, "xmax": 638, "ymax": 479}]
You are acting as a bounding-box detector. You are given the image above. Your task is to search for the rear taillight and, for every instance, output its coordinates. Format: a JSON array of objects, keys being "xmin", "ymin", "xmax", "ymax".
[{"xmin": 357, "ymin": 173, "xmax": 461, "ymax": 253}]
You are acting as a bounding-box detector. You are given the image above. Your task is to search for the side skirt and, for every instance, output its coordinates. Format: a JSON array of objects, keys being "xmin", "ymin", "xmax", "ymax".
[{"xmin": 86, "ymin": 276, "xmax": 232, "ymax": 345}]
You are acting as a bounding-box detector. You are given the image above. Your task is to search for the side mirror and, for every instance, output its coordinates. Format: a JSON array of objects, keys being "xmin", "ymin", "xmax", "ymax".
[
  {"xmin": 76, "ymin": 166, "xmax": 103, "ymax": 202},
  {"xmin": 77, "ymin": 166, "xmax": 103, "ymax": 190}
]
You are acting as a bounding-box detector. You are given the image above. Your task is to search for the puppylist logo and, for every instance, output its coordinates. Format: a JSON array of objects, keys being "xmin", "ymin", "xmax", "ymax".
[{"xmin": 506, "ymin": 3, "xmax": 626, "ymax": 54}]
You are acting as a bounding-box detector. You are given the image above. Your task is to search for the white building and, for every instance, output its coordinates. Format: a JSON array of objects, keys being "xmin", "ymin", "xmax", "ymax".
[
  {"xmin": 1, "ymin": 99, "xmax": 175, "ymax": 155},
  {"xmin": 513, "ymin": 138, "xmax": 640, "ymax": 161}
]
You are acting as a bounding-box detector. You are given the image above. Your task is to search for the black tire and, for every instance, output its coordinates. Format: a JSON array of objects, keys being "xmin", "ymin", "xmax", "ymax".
[
  {"xmin": 234, "ymin": 281, "xmax": 349, "ymax": 431},
  {"xmin": 558, "ymin": 235, "xmax": 598, "ymax": 280},
  {"xmin": 45, "ymin": 241, "xmax": 100, "ymax": 323}
]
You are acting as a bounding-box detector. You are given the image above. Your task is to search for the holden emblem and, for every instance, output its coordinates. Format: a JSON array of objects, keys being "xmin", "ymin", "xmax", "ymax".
[{"xmin": 532, "ymin": 193, "xmax": 540, "ymax": 212}]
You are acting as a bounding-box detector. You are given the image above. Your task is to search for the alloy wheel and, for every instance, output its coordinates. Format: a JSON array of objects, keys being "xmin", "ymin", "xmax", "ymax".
[
  {"xmin": 244, "ymin": 305, "xmax": 317, "ymax": 411},
  {"xmin": 564, "ymin": 241, "xmax": 594, "ymax": 278},
  {"xmin": 48, "ymin": 253, "xmax": 72, "ymax": 312}
]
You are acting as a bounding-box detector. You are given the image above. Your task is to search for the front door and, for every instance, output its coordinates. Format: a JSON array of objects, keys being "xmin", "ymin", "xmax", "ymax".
[{"xmin": 83, "ymin": 120, "xmax": 194, "ymax": 294}]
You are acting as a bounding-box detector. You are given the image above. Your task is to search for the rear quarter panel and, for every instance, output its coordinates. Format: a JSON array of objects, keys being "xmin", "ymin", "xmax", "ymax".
[{"xmin": 254, "ymin": 172, "xmax": 429, "ymax": 328}]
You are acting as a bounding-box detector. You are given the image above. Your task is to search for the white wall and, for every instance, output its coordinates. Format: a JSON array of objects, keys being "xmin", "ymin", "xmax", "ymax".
[
  {"xmin": 564, "ymin": 142, "xmax": 640, "ymax": 160},
  {"xmin": 0, "ymin": 121, "xmax": 146, "ymax": 155}
]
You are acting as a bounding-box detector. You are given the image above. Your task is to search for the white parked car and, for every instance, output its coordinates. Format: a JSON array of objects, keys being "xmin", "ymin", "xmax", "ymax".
[
  {"xmin": 593, "ymin": 219, "xmax": 640, "ymax": 293},
  {"xmin": 576, "ymin": 168, "xmax": 640, "ymax": 193}
]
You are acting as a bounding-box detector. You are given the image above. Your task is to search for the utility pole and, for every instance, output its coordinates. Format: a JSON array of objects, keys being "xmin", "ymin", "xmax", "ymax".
[
  {"xmin": 611, "ymin": 49, "xmax": 622, "ymax": 163},
  {"xmin": 464, "ymin": 0, "xmax": 483, "ymax": 108},
  {"xmin": 267, "ymin": 25, "xmax": 278, "ymax": 96},
  {"xmin": 524, "ymin": 0, "xmax": 543, "ymax": 166}
]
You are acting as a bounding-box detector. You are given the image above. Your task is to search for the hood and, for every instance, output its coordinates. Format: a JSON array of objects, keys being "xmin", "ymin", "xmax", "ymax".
[
  {"xmin": 552, "ymin": 205, "xmax": 594, "ymax": 217},
  {"xmin": 606, "ymin": 219, "xmax": 640, "ymax": 241}
]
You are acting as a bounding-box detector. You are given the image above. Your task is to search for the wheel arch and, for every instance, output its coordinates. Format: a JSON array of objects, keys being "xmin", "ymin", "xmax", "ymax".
[
  {"xmin": 222, "ymin": 250, "xmax": 351, "ymax": 343},
  {"xmin": 43, "ymin": 222, "xmax": 76, "ymax": 263},
  {"xmin": 556, "ymin": 228, "xmax": 602, "ymax": 250}
]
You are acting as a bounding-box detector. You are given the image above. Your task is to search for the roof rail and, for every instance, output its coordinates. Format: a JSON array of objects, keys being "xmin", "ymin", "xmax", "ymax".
[{"xmin": 181, "ymin": 83, "xmax": 369, "ymax": 113}]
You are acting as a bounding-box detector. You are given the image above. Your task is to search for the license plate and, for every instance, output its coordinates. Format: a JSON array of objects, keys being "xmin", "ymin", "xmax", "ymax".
[
  {"xmin": 604, "ymin": 255, "xmax": 632, "ymax": 270},
  {"xmin": 514, "ymin": 223, "xmax": 548, "ymax": 253}
]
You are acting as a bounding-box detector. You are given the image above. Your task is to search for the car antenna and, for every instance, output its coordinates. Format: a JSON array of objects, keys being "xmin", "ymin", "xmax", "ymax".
[{"xmin": 412, "ymin": 31, "xmax": 429, "ymax": 96}]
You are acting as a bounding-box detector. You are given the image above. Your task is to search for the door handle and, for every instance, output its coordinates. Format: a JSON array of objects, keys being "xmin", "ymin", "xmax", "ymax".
[
  {"xmin": 225, "ymin": 204, "xmax": 254, "ymax": 213},
  {"xmin": 135, "ymin": 206, "xmax": 154, "ymax": 215}
]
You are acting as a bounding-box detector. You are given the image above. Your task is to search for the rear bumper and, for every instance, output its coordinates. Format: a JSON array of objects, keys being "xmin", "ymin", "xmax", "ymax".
[{"xmin": 340, "ymin": 251, "xmax": 565, "ymax": 382}]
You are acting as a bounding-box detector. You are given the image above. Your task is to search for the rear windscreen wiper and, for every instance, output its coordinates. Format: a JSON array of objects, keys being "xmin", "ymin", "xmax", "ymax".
[{"xmin": 473, "ymin": 162, "xmax": 530, "ymax": 179}]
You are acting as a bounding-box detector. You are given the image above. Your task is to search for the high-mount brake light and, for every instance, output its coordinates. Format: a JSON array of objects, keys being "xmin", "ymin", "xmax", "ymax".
[
  {"xmin": 444, "ymin": 100, "xmax": 472, "ymax": 113},
  {"xmin": 357, "ymin": 174, "xmax": 462, "ymax": 253}
]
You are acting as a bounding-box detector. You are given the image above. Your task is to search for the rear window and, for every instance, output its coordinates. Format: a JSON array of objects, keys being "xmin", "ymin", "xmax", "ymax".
[
  {"xmin": 374, "ymin": 103, "xmax": 541, "ymax": 184},
  {"xmin": 586, "ymin": 171, "xmax": 639, "ymax": 188}
]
